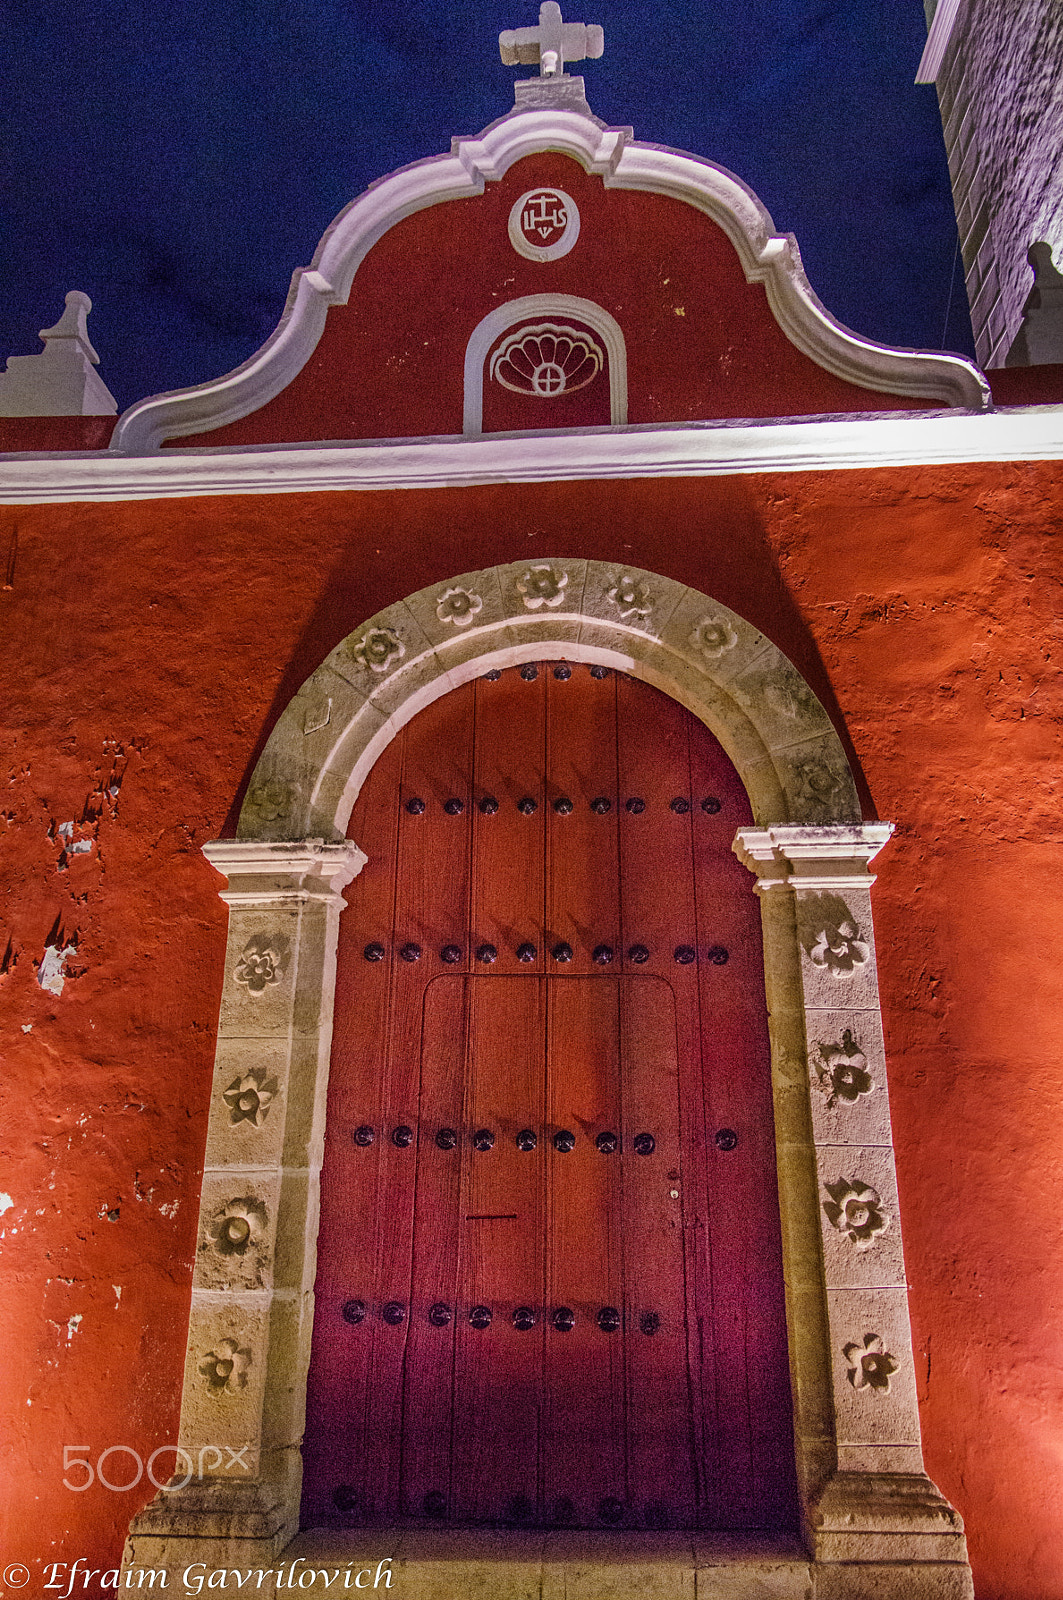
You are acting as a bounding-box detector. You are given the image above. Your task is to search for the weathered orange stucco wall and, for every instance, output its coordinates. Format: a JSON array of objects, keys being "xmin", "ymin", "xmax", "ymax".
[{"xmin": 1, "ymin": 465, "xmax": 1062, "ymax": 1598}]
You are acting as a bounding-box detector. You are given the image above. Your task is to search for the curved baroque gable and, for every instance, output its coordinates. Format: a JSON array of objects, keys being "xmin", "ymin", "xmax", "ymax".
[{"xmin": 114, "ymin": 107, "xmax": 989, "ymax": 452}]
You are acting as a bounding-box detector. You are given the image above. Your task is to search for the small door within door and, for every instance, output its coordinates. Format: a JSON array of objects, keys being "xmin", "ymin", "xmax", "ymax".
[{"xmin": 302, "ymin": 663, "xmax": 797, "ymax": 1532}]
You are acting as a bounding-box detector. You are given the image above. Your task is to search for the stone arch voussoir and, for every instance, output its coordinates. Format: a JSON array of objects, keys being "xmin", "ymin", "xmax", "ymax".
[{"xmin": 237, "ymin": 559, "xmax": 859, "ymax": 842}]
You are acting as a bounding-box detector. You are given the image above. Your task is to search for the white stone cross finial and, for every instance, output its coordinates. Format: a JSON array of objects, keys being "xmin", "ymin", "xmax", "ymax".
[{"xmin": 499, "ymin": 2, "xmax": 604, "ymax": 78}]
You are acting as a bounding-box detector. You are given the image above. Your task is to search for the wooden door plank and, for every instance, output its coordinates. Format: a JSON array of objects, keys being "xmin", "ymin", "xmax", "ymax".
[
  {"xmin": 614, "ymin": 672, "xmax": 718, "ymax": 1520},
  {"xmin": 542, "ymin": 976, "xmax": 625, "ymax": 1525},
  {"xmin": 544, "ymin": 663, "xmax": 620, "ymax": 974},
  {"xmin": 399, "ymin": 975, "xmax": 469, "ymax": 1519},
  {"xmin": 620, "ymin": 975, "xmax": 697, "ymax": 1528},
  {"xmin": 360, "ymin": 688, "xmax": 475, "ymax": 1518},
  {"xmin": 301, "ymin": 730, "xmax": 403, "ymax": 1528},
  {"xmin": 470, "ymin": 666, "xmax": 546, "ymax": 974},
  {"xmin": 689, "ymin": 719, "xmax": 796, "ymax": 1529},
  {"xmin": 450, "ymin": 976, "xmax": 546, "ymax": 1524}
]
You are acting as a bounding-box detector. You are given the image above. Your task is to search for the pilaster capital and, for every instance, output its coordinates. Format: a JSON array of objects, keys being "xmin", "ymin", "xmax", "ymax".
[
  {"xmin": 202, "ymin": 838, "xmax": 367, "ymax": 908},
  {"xmin": 733, "ymin": 823, "xmax": 894, "ymax": 891}
]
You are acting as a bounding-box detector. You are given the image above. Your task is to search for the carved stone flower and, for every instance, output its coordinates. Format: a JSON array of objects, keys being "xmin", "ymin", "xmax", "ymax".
[
  {"xmin": 517, "ymin": 565, "xmax": 568, "ymax": 610},
  {"xmin": 436, "ymin": 586, "xmax": 483, "ymax": 627},
  {"xmin": 233, "ymin": 939, "xmax": 286, "ymax": 994},
  {"xmin": 223, "ymin": 1068, "xmax": 278, "ymax": 1127},
  {"xmin": 809, "ymin": 918, "xmax": 869, "ymax": 976},
  {"xmin": 823, "ymin": 1178, "xmax": 889, "ymax": 1248},
  {"xmin": 690, "ymin": 615, "xmax": 738, "ymax": 662},
  {"xmin": 606, "ymin": 574, "xmax": 652, "ymax": 620},
  {"xmin": 765, "ymin": 678, "xmax": 815, "ymax": 721},
  {"xmin": 843, "ymin": 1333, "xmax": 898, "ymax": 1393},
  {"xmin": 814, "ymin": 1028, "xmax": 874, "ymax": 1107},
  {"xmin": 209, "ymin": 1196, "xmax": 268, "ymax": 1257},
  {"xmin": 795, "ymin": 758, "xmax": 840, "ymax": 810},
  {"xmin": 200, "ymin": 1338, "xmax": 252, "ymax": 1394},
  {"xmin": 353, "ymin": 627, "xmax": 405, "ymax": 673}
]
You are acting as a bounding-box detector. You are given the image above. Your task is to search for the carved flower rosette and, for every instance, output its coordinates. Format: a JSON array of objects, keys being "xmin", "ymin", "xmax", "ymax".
[
  {"xmin": 353, "ymin": 626, "xmax": 405, "ymax": 675},
  {"xmin": 606, "ymin": 574, "xmax": 652, "ymax": 621},
  {"xmin": 843, "ymin": 1333, "xmax": 898, "ymax": 1394},
  {"xmin": 823, "ymin": 1177, "xmax": 889, "ymax": 1248},
  {"xmin": 200, "ymin": 1338, "xmax": 252, "ymax": 1395},
  {"xmin": 223, "ymin": 1067, "xmax": 278, "ymax": 1127},
  {"xmin": 517, "ymin": 565, "xmax": 569, "ymax": 611},
  {"xmin": 208, "ymin": 1196, "xmax": 268, "ymax": 1258},
  {"xmin": 436, "ymin": 586, "xmax": 483, "ymax": 628},
  {"xmin": 232, "ymin": 937, "xmax": 288, "ymax": 994},
  {"xmin": 813, "ymin": 1028, "xmax": 874, "ymax": 1107},
  {"xmin": 810, "ymin": 918, "xmax": 869, "ymax": 977},
  {"xmin": 690, "ymin": 615, "xmax": 738, "ymax": 664}
]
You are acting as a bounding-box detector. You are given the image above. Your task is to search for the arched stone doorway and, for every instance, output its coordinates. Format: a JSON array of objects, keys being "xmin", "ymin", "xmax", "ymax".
[
  {"xmin": 302, "ymin": 664, "xmax": 797, "ymax": 1534},
  {"xmin": 123, "ymin": 560, "xmax": 972, "ymax": 1598}
]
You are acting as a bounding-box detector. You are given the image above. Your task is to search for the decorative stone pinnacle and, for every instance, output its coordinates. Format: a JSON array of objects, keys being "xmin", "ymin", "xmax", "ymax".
[
  {"xmin": 499, "ymin": 2, "xmax": 603, "ymax": 78},
  {"xmin": 39, "ymin": 290, "xmax": 100, "ymax": 363}
]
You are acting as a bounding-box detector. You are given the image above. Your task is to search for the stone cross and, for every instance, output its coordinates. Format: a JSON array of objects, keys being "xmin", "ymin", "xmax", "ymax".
[{"xmin": 499, "ymin": 2, "xmax": 604, "ymax": 78}]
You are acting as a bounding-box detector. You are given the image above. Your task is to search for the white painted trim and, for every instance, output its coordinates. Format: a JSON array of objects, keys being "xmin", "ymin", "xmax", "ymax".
[
  {"xmin": 4, "ymin": 406, "xmax": 1063, "ymax": 504},
  {"xmin": 463, "ymin": 294, "xmax": 627, "ymax": 433},
  {"xmin": 916, "ymin": 0, "xmax": 965, "ymax": 83},
  {"xmin": 109, "ymin": 102, "xmax": 989, "ymax": 451}
]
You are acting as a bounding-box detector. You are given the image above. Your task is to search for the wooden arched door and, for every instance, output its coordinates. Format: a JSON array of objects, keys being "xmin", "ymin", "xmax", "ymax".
[{"xmin": 302, "ymin": 663, "xmax": 797, "ymax": 1532}]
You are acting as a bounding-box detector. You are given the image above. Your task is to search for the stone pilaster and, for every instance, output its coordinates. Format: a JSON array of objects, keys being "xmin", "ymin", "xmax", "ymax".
[
  {"xmin": 122, "ymin": 839, "xmax": 366, "ymax": 1576},
  {"xmin": 734, "ymin": 825, "xmax": 973, "ymax": 1600}
]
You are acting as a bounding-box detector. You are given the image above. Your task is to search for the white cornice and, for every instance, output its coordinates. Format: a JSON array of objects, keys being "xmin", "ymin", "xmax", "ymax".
[
  {"xmin": 109, "ymin": 101, "xmax": 989, "ymax": 452},
  {"xmin": 2, "ymin": 409, "xmax": 1062, "ymax": 504}
]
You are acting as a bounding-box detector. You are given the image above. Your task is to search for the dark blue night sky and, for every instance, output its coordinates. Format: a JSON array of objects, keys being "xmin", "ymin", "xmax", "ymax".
[{"xmin": 1, "ymin": 1, "xmax": 973, "ymax": 411}]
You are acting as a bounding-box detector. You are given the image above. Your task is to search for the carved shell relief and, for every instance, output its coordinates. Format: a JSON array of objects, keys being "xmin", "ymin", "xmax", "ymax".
[
  {"xmin": 813, "ymin": 1028, "xmax": 875, "ymax": 1107},
  {"xmin": 517, "ymin": 565, "xmax": 569, "ymax": 610},
  {"xmin": 223, "ymin": 1067, "xmax": 278, "ymax": 1127},
  {"xmin": 199, "ymin": 1339, "xmax": 252, "ymax": 1394},
  {"xmin": 843, "ymin": 1333, "xmax": 898, "ymax": 1394},
  {"xmin": 232, "ymin": 935, "xmax": 290, "ymax": 994},
  {"xmin": 823, "ymin": 1177, "xmax": 889, "ymax": 1248},
  {"xmin": 489, "ymin": 325, "xmax": 603, "ymax": 398},
  {"xmin": 436, "ymin": 586, "xmax": 483, "ymax": 628}
]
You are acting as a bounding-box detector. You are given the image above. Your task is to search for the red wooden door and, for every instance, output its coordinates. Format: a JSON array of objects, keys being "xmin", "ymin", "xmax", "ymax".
[{"xmin": 302, "ymin": 663, "xmax": 797, "ymax": 1532}]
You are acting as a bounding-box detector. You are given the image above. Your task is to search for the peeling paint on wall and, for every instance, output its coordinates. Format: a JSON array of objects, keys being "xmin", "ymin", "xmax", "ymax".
[{"xmin": 36, "ymin": 940, "xmax": 77, "ymax": 995}]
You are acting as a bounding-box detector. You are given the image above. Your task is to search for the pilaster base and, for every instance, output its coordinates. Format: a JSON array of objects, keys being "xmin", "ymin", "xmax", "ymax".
[
  {"xmin": 122, "ymin": 1479, "xmax": 298, "ymax": 1579},
  {"xmin": 809, "ymin": 1473, "xmax": 973, "ymax": 1598}
]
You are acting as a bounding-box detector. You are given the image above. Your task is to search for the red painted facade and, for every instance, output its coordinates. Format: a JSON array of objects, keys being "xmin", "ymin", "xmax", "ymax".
[
  {"xmin": 2, "ymin": 465, "xmax": 1063, "ymax": 1596},
  {"xmin": 3, "ymin": 108, "xmax": 1063, "ymax": 1600}
]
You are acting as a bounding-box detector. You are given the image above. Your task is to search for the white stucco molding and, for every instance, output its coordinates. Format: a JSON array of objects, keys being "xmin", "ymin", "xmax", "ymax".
[
  {"xmin": 7, "ymin": 405, "xmax": 1063, "ymax": 504},
  {"xmin": 463, "ymin": 293, "xmax": 627, "ymax": 433},
  {"xmin": 109, "ymin": 100, "xmax": 988, "ymax": 452},
  {"xmin": 733, "ymin": 822, "xmax": 895, "ymax": 890},
  {"xmin": 201, "ymin": 838, "xmax": 367, "ymax": 906},
  {"xmin": 0, "ymin": 291, "xmax": 117, "ymax": 418}
]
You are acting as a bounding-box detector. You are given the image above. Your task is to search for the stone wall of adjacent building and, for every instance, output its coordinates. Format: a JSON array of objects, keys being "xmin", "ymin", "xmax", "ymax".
[{"xmin": 930, "ymin": 0, "xmax": 1063, "ymax": 366}]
